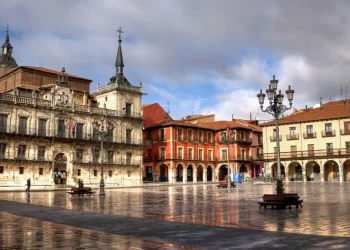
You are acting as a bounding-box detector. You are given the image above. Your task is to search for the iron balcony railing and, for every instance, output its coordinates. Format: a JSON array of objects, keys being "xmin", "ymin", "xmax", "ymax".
[
  {"xmin": 217, "ymin": 137, "xmax": 252, "ymax": 144},
  {"xmin": 0, "ymin": 125, "xmax": 142, "ymax": 145},
  {"xmin": 270, "ymin": 135, "xmax": 282, "ymax": 142},
  {"xmin": 340, "ymin": 129, "xmax": 350, "ymax": 135},
  {"xmin": 321, "ymin": 130, "xmax": 336, "ymax": 137},
  {"xmin": 259, "ymin": 148, "xmax": 350, "ymax": 161},
  {"xmin": 0, "ymin": 93, "xmax": 142, "ymax": 119},
  {"xmin": 144, "ymin": 153, "xmax": 254, "ymax": 162},
  {"xmin": 286, "ymin": 133, "xmax": 299, "ymax": 140},
  {"xmin": 303, "ymin": 132, "xmax": 316, "ymax": 139}
]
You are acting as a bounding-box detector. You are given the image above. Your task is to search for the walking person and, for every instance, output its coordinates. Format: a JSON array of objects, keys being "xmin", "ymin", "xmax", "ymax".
[{"xmin": 25, "ymin": 178, "xmax": 31, "ymax": 192}]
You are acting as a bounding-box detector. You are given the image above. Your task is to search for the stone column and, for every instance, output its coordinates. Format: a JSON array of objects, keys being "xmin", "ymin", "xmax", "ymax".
[
  {"xmin": 193, "ymin": 169, "xmax": 197, "ymax": 183},
  {"xmin": 203, "ymin": 170, "xmax": 207, "ymax": 182},
  {"xmin": 285, "ymin": 166, "xmax": 289, "ymax": 183},
  {"xmin": 168, "ymin": 168, "xmax": 173, "ymax": 183},
  {"xmin": 339, "ymin": 161, "xmax": 344, "ymax": 183},
  {"xmin": 183, "ymin": 168, "xmax": 187, "ymax": 182},
  {"xmin": 302, "ymin": 166, "xmax": 307, "ymax": 182},
  {"xmin": 320, "ymin": 165, "xmax": 325, "ymax": 182}
]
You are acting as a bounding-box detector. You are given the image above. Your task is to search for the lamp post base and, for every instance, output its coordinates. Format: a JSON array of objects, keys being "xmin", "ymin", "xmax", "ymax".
[
  {"xmin": 99, "ymin": 179, "xmax": 106, "ymax": 196},
  {"xmin": 227, "ymin": 174, "xmax": 232, "ymax": 188}
]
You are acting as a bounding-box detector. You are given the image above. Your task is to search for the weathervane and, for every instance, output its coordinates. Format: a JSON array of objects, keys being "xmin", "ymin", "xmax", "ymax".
[{"xmin": 117, "ymin": 27, "xmax": 123, "ymax": 40}]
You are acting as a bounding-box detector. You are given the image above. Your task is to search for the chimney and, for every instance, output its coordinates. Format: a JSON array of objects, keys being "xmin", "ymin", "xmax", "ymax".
[
  {"xmin": 250, "ymin": 112, "xmax": 252, "ymax": 120},
  {"xmin": 305, "ymin": 105, "xmax": 308, "ymax": 111}
]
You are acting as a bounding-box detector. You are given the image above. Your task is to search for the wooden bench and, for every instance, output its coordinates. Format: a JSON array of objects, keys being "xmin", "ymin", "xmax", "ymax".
[
  {"xmin": 258, "ymin": 194, "xmax": 303, "ymax": 209},
  {"xmin": 67, "ymin": 187, "xmax": 95, "ymax": 196},
  {"xmin": 217, "ymin": 181, "xmax": 236, "ymax": 188}
]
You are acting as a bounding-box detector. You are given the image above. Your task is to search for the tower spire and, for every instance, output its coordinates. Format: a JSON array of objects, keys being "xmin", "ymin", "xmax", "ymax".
[
  {"xmin": 115, "ymin": 27, "xmax": 124, "ymax": 75},
  {"xmin": 0, "ymin": 24, "xmax": 18, "ymax": 67}
]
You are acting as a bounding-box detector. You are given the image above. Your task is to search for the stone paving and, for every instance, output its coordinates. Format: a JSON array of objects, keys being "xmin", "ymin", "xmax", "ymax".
[{"xmin": 0, "ymin": 182, "xmax": 350, "ymax": 249}]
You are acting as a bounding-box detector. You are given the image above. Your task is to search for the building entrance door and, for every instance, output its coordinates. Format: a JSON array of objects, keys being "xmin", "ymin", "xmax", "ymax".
[{"xmin": 54, "ymin": 153, "xmax": 67, "ymax": 185}]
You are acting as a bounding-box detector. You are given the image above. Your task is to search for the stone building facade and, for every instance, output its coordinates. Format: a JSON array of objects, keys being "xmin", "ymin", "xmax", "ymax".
[{"xmin": 0, "ymin": 28, "xmax": 144, "ymax": 189}]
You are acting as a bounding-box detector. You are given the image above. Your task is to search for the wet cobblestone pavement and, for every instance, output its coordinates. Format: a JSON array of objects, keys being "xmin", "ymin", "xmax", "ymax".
[{"xmin": 1, "ymin": 182, "xmax": 350, "ymax": 249}]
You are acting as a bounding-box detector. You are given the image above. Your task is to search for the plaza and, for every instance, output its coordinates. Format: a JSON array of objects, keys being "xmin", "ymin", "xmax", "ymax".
[{"xmin": 1, "ymin": 182, "xmax": 350, "ymax": 249}]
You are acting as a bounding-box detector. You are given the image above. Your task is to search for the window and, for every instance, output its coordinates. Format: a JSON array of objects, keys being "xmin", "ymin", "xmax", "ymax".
[
  {"xmin": 93, "ymin": 149, "xmax": 99, "ymax": 163},
  {"xmin": 346, "ymin": 142, "xmax": 350, "ymax": 154},
  {"xmin": 256, "ymin": 148, "xmax": 261, "ymax": 158},
  {"xmin": 125, "ymin": 103, "xmax": 132, "ymax": 117},
  {"xmin": 241, "ymin": 149, "xmax": 246, "ymax": 160},
  {"xmin": 291, "ymin": 145, "xmax": 297, "ymax": 158},
  {"xmin": 306, "ymin": 125, "xmax": 313, "ymax": 134},
  {"xmin": 109, "ymin": 170, "xmax": 112, "ymax": 177},
  {"xmin": 76, "ymin": 149, "xmax": 83, "ymax": 162},
  {"xmin": 19, "ymin": 117, "xmax": 27, "ymax": 135},
  {"xmin": 344, "ymin": 121, "xmax": 350, "ymax": 132},
  {"xmin": 159, "ymin": 128, "xmax": 165, "ymax": 141},
  {"xmin": 325, "ymin": 123, "xmax": 332, "ymax": 133},
  {"xmin": 273, "ymin": 129, "xmax": 277, "ymax": 137},
  {"xmin": 19, "ymin": 167, "xmax": 24, "ymax": 174},
  {"xmin": 94, "ymin": 170, "xmax": 97, "ymax": 177},
  {"xmin": 77, "ymin": 169, "xmax": 81, "ymax": 176},
  {"xmin": 126, "ymin": 152, "xmax": 132, "ymax": 165},
  {"xmin": 105, "ymin": 97, "xmax": 108, "ymax": 102},
  {"xmin": 126, "ymin": 129, "xmax": 132, "ymax": 144},
  {"xmin": 289, "ymin": 127, "xmax": 296, "ymax": 135},
  {"xmin": 58, "ymin": 119, "xmax": 65, "ymax": 137},
  {"xmin": 326, "ymin": 143, "xmax": 333, "ymax": 155},
  {"xmin": 108, "ymin": 151, "xmax": 114, "ymax": 163},
  {"xmin": 240, "ymin": 131, "xmax": 245, "ymax": 141},
  {"xmin": 178, "ymin": 147, "xmax": 183, "ymax": 159},
  {"xmin": 38, "ymin": 119, "xmax": 46, "ymax": 136},
  {"xmin": 198, "ymin": 131, "xmax": 203, "ymax": 142},
  {"xmin": 188, "ymin": 130, "xmax": 193, "ymax": 141},
  {"xmin": 0, "ymin": 143, "xmax": 6, "ymax": 158},
  {"xmin": 18, "ymin": 145, "xmax": 26, "ymax": 159},
  {"xmin": 39, "ymin": 168, "xmax": 43, "ymax": 175},
  {"xmin": 222, "ymin": 149, "xmax": 228, "ymax": 160},
  {"xmin": 76, "ymin": 123, "xmax": 84, "ymax": 139},
  {"xmin": 198, "ymin": 149, "xmax": 203, "ymax": 160},
  {"xmin": 308, "ymin": 144, "xmax": 314, "ymax": 157},
  {"xmin": 208, "ymin": 132, "xmax": 213, "ymax": 143},
  {"xmin": 208, "ymin": 150, "xmax": 213, "ymax": 161},
  {"xmin": 160, "ymin": 148, "xmax": 166, "ymax": 159},
  {"xmin": 0, "ymin": 166, "xmax": 3, "ymax": 174},
  {"xmin": 38, "ymin": 146, "xmax": 45, "ymax": 160},
  {"xmin": 177, "ymin": 128, "xmax": 183, "ymax": 140},
  {"xmin": 0, "ymin": 115, "xmax": 7, "ymax": 132},
  {"xmin": 188, "ymin": 148, "xmax": 193, "ymax": 160}
]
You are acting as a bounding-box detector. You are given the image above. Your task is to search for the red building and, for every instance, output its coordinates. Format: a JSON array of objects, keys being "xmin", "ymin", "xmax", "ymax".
[{"xmin": 142, "ymin": 104, "xmax": 263, "ymax": 182}]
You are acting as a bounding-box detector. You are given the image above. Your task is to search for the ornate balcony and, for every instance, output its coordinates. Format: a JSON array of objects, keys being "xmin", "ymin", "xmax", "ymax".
[
  {"xmin": 270, "ymin": 135, "xmax": 282, "ymax": 142},
  {"xmin": 286, "ymin": 133, "xmax": 299, "ymax": 140},
  {"xmin": 321, "ymin": 130, "xmax": 336, "ymax": 137},
  {"xmin": 303, "ymin": 132, "xmax": 316, "ymax": 139}
]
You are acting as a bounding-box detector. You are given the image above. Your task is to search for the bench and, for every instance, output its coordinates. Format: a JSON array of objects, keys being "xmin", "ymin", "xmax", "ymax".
[
  {"xmin": 217, "ymin": 181, "xmax": 236, "ymax": 188},
  {"xmin": 67, "ymin": 187, "xmax": 95, "ymax": 196},
  {"xmin": 258, "ymin": 194, "xmax": 303, "ymax": 209}
]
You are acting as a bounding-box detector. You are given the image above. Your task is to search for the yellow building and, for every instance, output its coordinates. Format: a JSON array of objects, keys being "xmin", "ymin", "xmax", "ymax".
[{"xmin": 261, "ymin": 100, "xmax": 350, "ymax": 183}]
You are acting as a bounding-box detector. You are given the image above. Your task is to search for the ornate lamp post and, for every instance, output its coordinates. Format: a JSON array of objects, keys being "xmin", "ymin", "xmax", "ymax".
[
  {"xmin": 257, "ymin": 75, "xmax": 294, "ymax": 181},
  {"xmin": 92, "ymin": 119, "xmax": 115, "ymax": 196},
  {"xmin": 220, "ymin": 126, "xmax": 236, "ymax": 189}
]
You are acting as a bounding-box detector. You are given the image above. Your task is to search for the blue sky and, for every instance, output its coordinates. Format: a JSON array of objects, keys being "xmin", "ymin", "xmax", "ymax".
[{"xmin": 2, "ymin": 0, "xmax": 350, "ymax": 121}]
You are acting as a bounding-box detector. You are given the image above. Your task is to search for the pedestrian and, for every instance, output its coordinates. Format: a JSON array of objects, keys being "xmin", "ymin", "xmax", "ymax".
[{"xmin": 25, "ymin": 178, "xmax": 31, "ymax": 192}]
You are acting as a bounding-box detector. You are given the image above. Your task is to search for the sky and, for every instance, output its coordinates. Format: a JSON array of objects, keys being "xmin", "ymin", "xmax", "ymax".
[{"xmin": 1, "ymin": 0, "xmax": 350, "ymax": 122}]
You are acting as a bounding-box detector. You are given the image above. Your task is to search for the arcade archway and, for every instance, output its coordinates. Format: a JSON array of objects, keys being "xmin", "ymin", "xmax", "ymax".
[
  {"xmin": 53, "ymin": 153, "xmax": 68, "ymax": 185},
  {"xmin": 197, "ymin": 165, "xmax": 203, "ymax": 182},
  {"xmin": 288, "ymin": 162, "xmax": 302, "ymax": 181},
  {"xmin": 176, "ymin": 164, "xmax": 183, "ymax": 182},
  {"xmin": 206, "ymin": 165, "xmax": 213, "ymax": 181},
  {"xmin": 305, "ymin": 161, "xmax": 321, "ymax": 181},
  {"xmin": 324, "ymin": 160, "xmax": 339, "ymax": 181}
]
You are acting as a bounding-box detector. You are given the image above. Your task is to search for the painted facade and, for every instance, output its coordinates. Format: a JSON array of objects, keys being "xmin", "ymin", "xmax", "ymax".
[
  {"xmin": 142, "ymin": 110, "xmax": 263, "ymax": 183},
  {"xmin": 0, "ymin": 29, "xmax": 144, "ymax": 189},
  {"xmin": 261, "ymin": 100, "xmax": 350, "ymax": 182}
]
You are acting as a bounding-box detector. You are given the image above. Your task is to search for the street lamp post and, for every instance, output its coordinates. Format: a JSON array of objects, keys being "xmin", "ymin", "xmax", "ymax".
[
  {"xmin": 257, "ymin": 75, "xmax": 294, "ymax": 181},
  {"xmin": 220, "ymin": 127, "xmax": 236, "ymax": 190},
  {"xmin": 93, "ymin": 119, "xmax": 115, "ymax": 196}
]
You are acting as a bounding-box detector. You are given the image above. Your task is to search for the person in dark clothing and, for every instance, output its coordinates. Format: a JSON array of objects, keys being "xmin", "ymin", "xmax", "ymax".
[{"xmin": 25, "ymin": 178, "xmax": 31, "ymax": 192}]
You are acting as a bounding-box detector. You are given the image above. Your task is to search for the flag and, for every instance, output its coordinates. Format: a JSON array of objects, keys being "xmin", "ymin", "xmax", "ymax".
[{"xmin": 71, "ymin": 120, "xmax": 77, "ymax": 132}]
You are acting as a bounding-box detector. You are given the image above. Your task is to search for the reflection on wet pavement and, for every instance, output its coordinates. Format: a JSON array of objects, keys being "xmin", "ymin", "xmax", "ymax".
[
  {"xmin": 0, "ymin": 212, "xmax": 196, "ymax": 250},
  {"xmin": 1, "ymin": 182, "xmax": 350, "ymax": 237}
]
